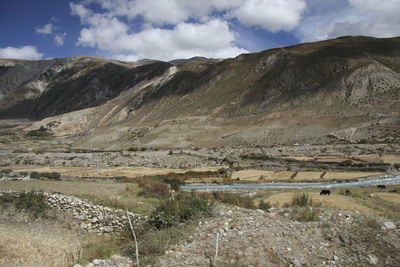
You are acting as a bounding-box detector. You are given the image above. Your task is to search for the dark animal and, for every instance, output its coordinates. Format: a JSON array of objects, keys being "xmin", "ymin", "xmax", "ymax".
[
  {"xmin": 320, "ymin": 189, "xmax": 331, "ymax": 195},
  {"xmin": 389, "ymin": 189, "xmax": 397, "ymax": 193},
  {"xmin": 345, "ymin": 189, "xmax": 351, "ymax": 195},
  {"xmin": 377, "ymin": 185, "xmax": 386, "ymax": 189}
]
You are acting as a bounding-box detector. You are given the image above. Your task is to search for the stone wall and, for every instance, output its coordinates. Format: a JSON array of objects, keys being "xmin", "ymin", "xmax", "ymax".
[{"xmin": 0, "ymin": 190, "xmax": 146, "ymax": 234}]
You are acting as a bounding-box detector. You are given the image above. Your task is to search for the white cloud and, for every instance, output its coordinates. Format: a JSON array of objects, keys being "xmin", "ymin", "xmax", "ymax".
[
  {"xmin": 54, "ymin": 33, "xmax": 67, "ymax": 46},
  {"xmin": 91, "ymin": 0, "xmax": 242, "ymax": 24},
  {"xmin": 36, "ymin": 23, "xmax": 54, "ymax": 34},
  {"xmin": 71, "ymin": 2, "xmax": 248, "ymax": 61},
  {"xmin": 227, "ymin": 0, "xmax": 306, "ymax": 32},
  {"xmin": 0, "ymin": 46, "xmax": 44, "ymax": 60},
  {"xmin": 297, "ymin": 0, "xmax": 400, "ymax": 42}
]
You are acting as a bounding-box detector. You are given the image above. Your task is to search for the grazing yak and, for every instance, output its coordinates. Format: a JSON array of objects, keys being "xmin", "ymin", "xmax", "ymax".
[
  {"xmin": 345, "ymin": 189, "xmax": 351, "ymax": 195},
  {"xmin": 377, "ymin": 184, "xmax": 386, "ymax": 189},
  {"xmin": 320, "ymin": 189, "xmax": 331, "ymax": 195},
  {"xmin": 389, "ymin": 189, "xmax": 397, "ymax": 193}
]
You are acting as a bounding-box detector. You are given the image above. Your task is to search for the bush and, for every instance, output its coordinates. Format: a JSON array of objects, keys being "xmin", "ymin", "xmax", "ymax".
[
  {"xmin": 123, "ymin": 224, "xmax": 188, "ymax": 265},
  {"xmin": 39, "ymin": 172, "xmax": 61, "ymax": 180},
  {"xmin": 291, "ymin": 193, "xmax": 313, "ymax": 207},
  {"xmin": 211, "ymin": 192, "xmax": 257, "ymax": 209},
  {"xmin": 30, "ymin": 171, "xmax": 40, "ymax": 178},
  {"xmin": 1, "ymin": 169, "xmax": 12, "ymax": 175},
  {"xmin": 149, "ymin": 193, "xmax": 213, "ymax": 229},
  {"xmin": 340, "ymin": 160, "xmax": 353, "ymax": 167},
  {"xmin": 136, "ymin": 177, "xmax": 171, "ymax": 199},
  {"xmin": 394, "ymin": 163, "xmax": 400, "ymax": 169},
  {"xmin": 26, "ymin": 126, "xmax": 50, "ymax": 137},
  {"xmin": 14, "ymin": 191, "xmax": 49, "ymax": 218},
  {"xmin": 296, "ymin": 207, "xmax": 319, "ymax": 222},
  {"xmin": 258, "ymin": 200, "xmax": 272, "ymax": 211}
]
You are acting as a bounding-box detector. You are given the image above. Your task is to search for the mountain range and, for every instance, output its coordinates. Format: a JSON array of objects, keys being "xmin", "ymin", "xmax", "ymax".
[{"xmin": 0, "ymin": 36, "xmax": 399, "ymax": 149}]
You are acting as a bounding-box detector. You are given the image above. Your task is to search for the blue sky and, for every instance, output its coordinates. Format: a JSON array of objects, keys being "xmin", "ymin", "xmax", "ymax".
[{"xmin": 1, "ymin": 0, "xmax": 399, "ymax": 61}]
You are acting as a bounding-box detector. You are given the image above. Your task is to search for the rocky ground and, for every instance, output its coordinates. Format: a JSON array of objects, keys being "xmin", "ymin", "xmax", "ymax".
[
  {"xmin": 1, "ymin": 144, "xmax": 399, "ymax": 170},
  {"xmin": 1, "ymin": 188, "xmax": 399, "ymax": 267},
  {"xmin": 156, "ymin": 204, "xmax": 400, "ymax": 267}
]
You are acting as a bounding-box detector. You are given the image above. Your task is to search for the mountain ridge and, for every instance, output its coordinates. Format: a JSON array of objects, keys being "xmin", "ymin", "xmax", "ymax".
[{"xmin": 0, "ymin": 36, "xmax": 399, "ymax": 148}]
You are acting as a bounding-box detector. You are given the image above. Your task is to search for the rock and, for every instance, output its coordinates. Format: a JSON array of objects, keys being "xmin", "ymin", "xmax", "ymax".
[
  {"xmin": 91, "ymin": 217, "xmax": 98, "ymax": 223},
  {"xmin": 332, "ymin": 255, "xmax": 339, "ymax": 261},
  {"xmin": 110, "ymin": 254, "xmax": 124, "ymax": 264},
  {"xmin": 383, "ymin": 221, "xmax": 396, "ymax": 229},
  {"xmin": 256, "ymin": 209, "xmax": 264, "ymax": 214},
  {"xmin": 104, "ymin": 226, "xmax": 113, "ymax": 232},
  {"xmin": 328, "ymin": 260, "xmax": 336, "ymax": 266},
  {"xmin": 80, "ymin": 222, "xmax": 87, "ymax": 230},
  {"xmin": 369, "ymin": 194, "xmax": 374, "ymax": 198},
  {"xmin": 73, "ymin": 265, "xmax": 82, "ymax": 267},
  {"xmin": 86, "ymin": 263, "xmax": 94, "ymax": 267},
  {"xmin": 93, "ymin": 259, "xmax": 101, "ymax": 265},
  {"xmin": 366, "ymin": 254, "xmax": 378, "ymax": 265}
]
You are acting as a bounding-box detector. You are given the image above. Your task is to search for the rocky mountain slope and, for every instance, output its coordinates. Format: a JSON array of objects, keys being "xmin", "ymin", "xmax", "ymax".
[{"xmin": 0, "ymin": 36, "xmax": 399, "ymax": 149}]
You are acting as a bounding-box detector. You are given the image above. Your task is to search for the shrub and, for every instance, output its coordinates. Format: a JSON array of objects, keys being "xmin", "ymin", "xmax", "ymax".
[
  {"xmin": 1, "ymin": 169, "xmax": 12, "ymax": 175},
  {"xmin": 30, "ymin": 171, "xmax": 40, "ymax": 178},
  {"xmin": 296, "ymin": 207, "xmax": 319, "ymax": 222},
  {"xmin": 394, "ymin": 163, "xmax": 400, "ymax": 169},
  {"xmin": 291, "ymin": 193, "xmax": 313, "ymax": 207},
  {"xmin": 26, "ymin": 126, "xmax": 50, "ymax": 137},
  {"xmin": 14, "ymin": 191, "xmax": 49, "ymax": 218},
  {"xmin": 258, "ymin": 200, "xmax": 272, "ymax": 211},
  {"xmin": 39, "ymin": 172, "xmax": 61, "ymax": 180},
  {"xmin": 136, "ymin": 177, "xmax": 171, "ymax": 198},
  {"xmin": 211, "ymin": 192, "xmax": 256, "ymax": 209},
  {"xmin": 149, "ymin": 193, "xmax": 213, "ymax": 229},
  {"xmin": 81, "ymin": 235, "xmax": 122, "ymax": 264},
  {"xmin": 123, "ymin": 224, "xmax": 188, "ymax": 265},
  {"xmin": 340, "ymin": 160, "xmax": 353, "ymax": 167},
  {"xmin": 217, "ymin": 168, "xmax": 227, "ymax": 175}
]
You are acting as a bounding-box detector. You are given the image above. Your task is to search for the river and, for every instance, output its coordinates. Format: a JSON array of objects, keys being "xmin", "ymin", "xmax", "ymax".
[{"xmin": 181, "ymin": 175, "xmax": 400, "ymax": 191}]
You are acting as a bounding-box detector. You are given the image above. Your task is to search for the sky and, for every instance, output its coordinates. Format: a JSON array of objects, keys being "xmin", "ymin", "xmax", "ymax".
[{"xmin": 0, "ymin": 0, "xmax": 400, "ymax": 62}]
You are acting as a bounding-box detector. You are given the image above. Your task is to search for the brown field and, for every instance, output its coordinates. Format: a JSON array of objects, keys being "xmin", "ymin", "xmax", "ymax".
[
  {"xmin": 282, "ymin": 154, "xmax": 400, "ymax": 165},
  {"xmin": 229, "ymin": 170, "xmax": 383, "ymax": 182},
  {"xmin": 375, "ymin": 192, "xmax": 400, "ymax": 204},
  {"xmin": 0, "ymin": 222, "xmax": 81, "ymax": 267},
  {"xmin": 8, "ymin": 166, "xmax": 225, "ymax": 179},
  {"xmin": 0, "ymin": 180, "xmax": 158, "ymax": 215},
  {"xmin": 263, "ymin": 191, "xmax": 378, "ymax": 214},
  {"xmin": 256, "ymin": 187, "xmax": 400, "ymax": 220}
]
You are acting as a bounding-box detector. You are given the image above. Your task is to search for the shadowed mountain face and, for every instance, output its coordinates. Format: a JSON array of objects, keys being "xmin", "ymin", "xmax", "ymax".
[{"xmin": 0, "ymin": 36, "xmax": 399, "ymax": 148}]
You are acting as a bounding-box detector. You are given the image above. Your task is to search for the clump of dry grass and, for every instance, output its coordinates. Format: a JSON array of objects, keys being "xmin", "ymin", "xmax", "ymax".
[{"xmin": 211, "ymin": 192, "xmax": 257, "ymax": 209}]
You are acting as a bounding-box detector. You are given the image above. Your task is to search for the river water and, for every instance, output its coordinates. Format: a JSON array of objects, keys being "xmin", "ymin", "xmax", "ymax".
[{"xmin": 182, "ymin": 175, "xmax": 400, "ymax": 191}]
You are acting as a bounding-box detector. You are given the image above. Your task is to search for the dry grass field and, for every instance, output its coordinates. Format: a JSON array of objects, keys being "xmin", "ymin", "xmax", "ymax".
[
  {"xmin": 282, "ymin": 154, "xmax": 400, "ymax": 165},
  {"xmin": 0, "ymin": 218, "xmax": 81, "ymax": 267},
  {"xmin": 0, "ymin": 180, "xmax": 159, "ymax": 215},
  {"xmin": 262, "ymin": 191, "xmax": 378, "ymax": 214},
  {"xmin": 8, "ymin": 166, "xmax": 225, "ymax": 179},
  {"xmin": 256, "ymin": 187, "xmax": 400, "ymax": 220},
  {"xmin": 229, "ymin": 170, "xmax": 383, "ymax": 182}
]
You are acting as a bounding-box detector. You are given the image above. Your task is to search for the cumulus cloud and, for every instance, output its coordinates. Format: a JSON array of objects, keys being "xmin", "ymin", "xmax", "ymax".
[
  {"xmin": 297, "ymin": 0, "xmax": 400, "ymax": 42},
  {"xmin": 227, "ymin": 0, "xmax": 306, "ymax": 32},
  {"xmin": 0, "ymin": 46, "xmax": 44, "ymax": 60},
  {"xmin": 36, "ymin": 23, "xmax": 54, "ymax": 34},
  {"xmin": 54, "ymin": 33, "xmax": 67, "ymax": 46},
  {"xmin": 71, "ymin": 2, "xmax": 248, "ymax": 60}
]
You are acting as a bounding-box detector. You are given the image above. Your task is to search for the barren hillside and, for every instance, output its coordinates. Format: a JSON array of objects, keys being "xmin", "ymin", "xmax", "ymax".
[{"xmin": 1, "ymin": 36, "xmax": 399, "ymax": 149}]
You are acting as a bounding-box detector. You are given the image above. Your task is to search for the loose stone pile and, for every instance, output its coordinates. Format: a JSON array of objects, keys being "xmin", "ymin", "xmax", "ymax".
[{"xmin": 0, "ymin": 190, "xmax": 146, "ymax": 234}]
